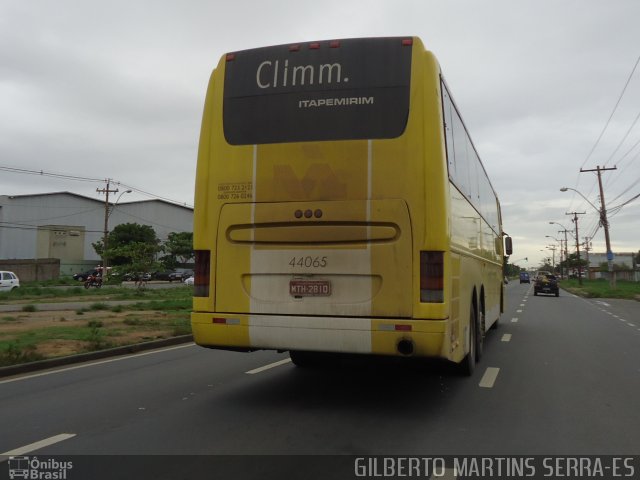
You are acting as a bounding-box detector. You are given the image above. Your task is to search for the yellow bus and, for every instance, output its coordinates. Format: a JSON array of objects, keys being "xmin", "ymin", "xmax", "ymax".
[{"xmin": 191, "ymin": 36, "xmax": 512, "ymax": 375}]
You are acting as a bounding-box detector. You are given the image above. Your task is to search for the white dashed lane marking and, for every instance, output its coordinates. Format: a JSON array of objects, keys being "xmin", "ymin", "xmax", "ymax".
[
  {"xmin": 1, "ymin": 433, "xmax": 76, "ymax": 460},
  {"xmin": 245, "ymin": 358, "xmax": 292, "ymax": 374},
  {"xmin": 479, "ymin": 367, "xmax": 500, "ymax": 388}
]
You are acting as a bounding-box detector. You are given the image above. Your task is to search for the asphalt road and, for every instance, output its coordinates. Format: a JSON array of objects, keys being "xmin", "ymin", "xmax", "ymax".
[{"xmin": 1, "ymin": 283, "xmax": 639, "ymax": 478}]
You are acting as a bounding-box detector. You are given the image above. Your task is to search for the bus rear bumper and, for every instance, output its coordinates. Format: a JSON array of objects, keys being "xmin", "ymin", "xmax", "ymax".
[{"xmin": 191, "ymin": 313, "xmax": 449, "ymax": 359}]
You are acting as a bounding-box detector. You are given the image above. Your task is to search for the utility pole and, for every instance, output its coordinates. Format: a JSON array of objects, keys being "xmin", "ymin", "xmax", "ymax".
[
  {"xmin": 566, "ymin": 211, "xmax": 586, "ymax": 285},
  {"xmin": 557, "ymin": 229, "xmax": 569, "ymax": 279},
  {"xmin": 97, "ymin": 179, "xmax": 119, "ymax": 270},
  {"xmin": 580, "ymin": 165, "xmax": 617, "ymax": 288},
  {"xmin": 583, "ymin": 236, "xmax": 591, "ymax": 280}
]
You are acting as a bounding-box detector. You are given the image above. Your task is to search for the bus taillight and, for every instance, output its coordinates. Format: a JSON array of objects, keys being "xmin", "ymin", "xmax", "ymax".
[
  {"xmin": 420, "ymin": 251, "xmax": 444, "ymax": 303},
  {"xmin": 194, "ymin": 250, "xmax": 211, "ymax": 297}
]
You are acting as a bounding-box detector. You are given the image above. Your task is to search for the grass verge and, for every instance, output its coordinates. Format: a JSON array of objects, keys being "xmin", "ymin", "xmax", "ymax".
[
  {"xmin": 0, "ymin": 287, "xmax": 192, "ymax": 367},
  {"xmin": 560, "ymin": 279, "xmax": 640, "ymax": 300}
]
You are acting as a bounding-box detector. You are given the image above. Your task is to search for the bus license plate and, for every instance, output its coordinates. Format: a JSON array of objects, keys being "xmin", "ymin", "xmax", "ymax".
[{"xmin": 290, "ymin": 280, "xmax": 331, "ymax": 297}]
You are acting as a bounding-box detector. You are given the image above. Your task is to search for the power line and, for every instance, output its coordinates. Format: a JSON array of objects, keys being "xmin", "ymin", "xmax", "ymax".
[
  {"xmin": 0, "ymin": 165, "xmax": 104, "ymax": 183},
  {"xmin": 0, "ymin": 222, "xmax": 104, "ymax": 233},
  {"xmin": 579, "ymin": 55, "xmax": 640, "ymax": 170},
  {"xmin": 570, "ymin": 55, "xmax": 640, "ymax": 210},
  {"xmin": 116, "ymin": 182, "xmax": 193, "ymax": 208},
  {"xmin": 0, "ymin": 164, "xmax": 193, "ymax": 208},
  {"xmin": 604, "ymin": 137, "xmax": 640, "ymax": 191},
  {"xmin": 602, "ymin": 109, "xmax": 640, "ymax": 168}
]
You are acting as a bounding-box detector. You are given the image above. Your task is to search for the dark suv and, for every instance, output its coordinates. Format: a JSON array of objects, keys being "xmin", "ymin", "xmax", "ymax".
[
  {"xmin": 534, "ymin": 273, "xmax": 559, "ymax": 297},
  {"xmin": 519, "ymin": 272, "xmax": 530, "ymax": 284}
]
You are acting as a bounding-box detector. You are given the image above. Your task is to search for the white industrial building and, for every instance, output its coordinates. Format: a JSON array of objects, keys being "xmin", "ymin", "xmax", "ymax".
[{"xmin": 0, "ymin": 192, "xmax": 193, "ymax": 276}]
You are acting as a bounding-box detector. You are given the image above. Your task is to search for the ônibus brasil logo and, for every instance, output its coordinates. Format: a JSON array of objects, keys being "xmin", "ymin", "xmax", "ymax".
[{"xmin": 7, "ymin": 456, "xmax": 73, "ymax": 480}]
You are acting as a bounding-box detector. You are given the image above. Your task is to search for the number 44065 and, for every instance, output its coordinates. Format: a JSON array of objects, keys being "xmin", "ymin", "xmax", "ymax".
[{"xmin": 289, "ymin": 256, "xmax": 328, "ymax": 268}]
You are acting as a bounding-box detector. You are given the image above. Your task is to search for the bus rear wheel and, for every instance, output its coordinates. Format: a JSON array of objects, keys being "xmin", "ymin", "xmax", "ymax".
[
  {"xmin": 459, "ymin": 307, "xmax": 477, "ymax": 376},
  {"xmin": 290, "ymin": 350, "xmax": 322, "ymax": 368}
]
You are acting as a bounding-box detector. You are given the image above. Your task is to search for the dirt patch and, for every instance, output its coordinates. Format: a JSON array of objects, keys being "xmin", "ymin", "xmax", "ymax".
[
  {"xmin": 1, "ymin": 308, "xmax": 190, "ymax": 363},
  {"xmin": 36, "ymin": 339, "xmax": 87, "ymax": 358}
]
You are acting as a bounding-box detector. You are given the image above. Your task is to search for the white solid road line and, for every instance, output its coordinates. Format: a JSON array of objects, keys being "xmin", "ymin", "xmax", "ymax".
[
  {"xmin": 0, "ymin": 343, "xmax": 196, "ymax": 385},
  {"xmin": 1, "ymin": 433, "xmax": 76, "ymax": 458},
  {"xmin": 246, "ymin": 358, "xmax": 292, "ymax": 375},
  {"xmin": 479, "ymin": 367, "xmax": 500, "ymax": 388}
]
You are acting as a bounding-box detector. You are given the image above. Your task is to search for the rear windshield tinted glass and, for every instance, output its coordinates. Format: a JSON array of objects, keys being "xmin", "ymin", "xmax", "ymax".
[{"xmin": 223, "ymin": 37, "xmax": 412, "ymax": 145}]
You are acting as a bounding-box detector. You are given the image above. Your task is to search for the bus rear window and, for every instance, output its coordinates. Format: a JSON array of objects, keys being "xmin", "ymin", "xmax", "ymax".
[{"xmin": 223, "ymin": 37, "xmax": 412, "ymax": 145}]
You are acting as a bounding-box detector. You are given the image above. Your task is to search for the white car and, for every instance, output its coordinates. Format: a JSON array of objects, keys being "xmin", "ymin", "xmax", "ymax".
[
  {"xmin": 0, "ymin": 271, "xmax": 20, "ymax": 292},
  {"xmin": 184, "ymin": 276, "xmax": 194, "ymax": 286}
]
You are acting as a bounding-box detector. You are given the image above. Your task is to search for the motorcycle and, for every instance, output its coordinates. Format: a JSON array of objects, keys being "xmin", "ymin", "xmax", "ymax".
[{"xmin": 84, "ymin": 274, "xmax": 103, "ymax": 289}]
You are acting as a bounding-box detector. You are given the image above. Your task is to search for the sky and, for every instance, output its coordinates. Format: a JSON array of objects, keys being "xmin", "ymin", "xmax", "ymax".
[{"xmin": 1, "ymin": 0, "xmax": 639, "ymax": 268}]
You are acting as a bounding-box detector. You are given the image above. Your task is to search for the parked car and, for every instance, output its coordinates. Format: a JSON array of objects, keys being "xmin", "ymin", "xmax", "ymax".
[
  {"xmin": 123, "ymin": 272, "xmax": 151, "ymax": 282},
  {"xmin": 152, "ymin": 270, "xmax": 175, "ymax": 281},
  {"xmin": 168, "ymin": 271, "xmax": 184, "ymax": 282},
  {"xmin": 519, "ymin": 272, "xmax": 530, "ymax": 284},
  {"xmin": 73, "ymin": 269, "xmax": 99, "ymax": 281},
  {"xmin": 184, "ymin": 275, "xmax": 194, "ymax": 286},
  {"xmin": 0, "ymin": 271, "xmax": 20, "ymax": 292},
  {"xmin": 170, "ymin": 269, "xmax": 194, "ymax": 282}
]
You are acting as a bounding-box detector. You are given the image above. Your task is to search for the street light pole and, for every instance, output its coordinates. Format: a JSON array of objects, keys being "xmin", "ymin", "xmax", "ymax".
[
  {"xmin": 545, "ymin": 236, "xmax": 561, "ymax": 275},
  {"xmin": 546, "ymin": 245, "xmax": 557, "ymax": 272}
]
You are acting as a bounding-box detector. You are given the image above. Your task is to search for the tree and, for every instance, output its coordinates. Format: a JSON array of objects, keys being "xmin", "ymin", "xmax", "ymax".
[
  {"xmin": 160, "ymin": 232, "xmax": 194, "ymax": 269},
  {"xmin": 504, "ymin": 262, "xmax": 521, "ymax": 277},
  {"xmin": 93, "ymin": 223, "xmax": 161, "ymax": 267},
  {"xmin": 558, "ymin": 252, "xmax": 589, "ymax": 277},
  {"xmin": 109, "ymin": 242, "xmax": 161, "ymax": 278}
]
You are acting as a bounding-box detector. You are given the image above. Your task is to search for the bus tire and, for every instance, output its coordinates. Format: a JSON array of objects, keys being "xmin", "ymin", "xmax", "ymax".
[
  {"xmin": 289, "ymin": 350, "xmax": 321, "ymax": 368},
  {"xmin": 459, "ymin": 307, "xmax": 476, "ymax": 376},
  {"xmin": 476, "ymin": 309, "xmax": 484, "ymax": 361}
]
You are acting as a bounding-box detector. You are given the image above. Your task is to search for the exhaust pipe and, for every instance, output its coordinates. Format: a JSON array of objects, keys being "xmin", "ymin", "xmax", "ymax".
[{"xmin": 397, "ymin": 339, "xmax": 415, "ymax": 356}]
